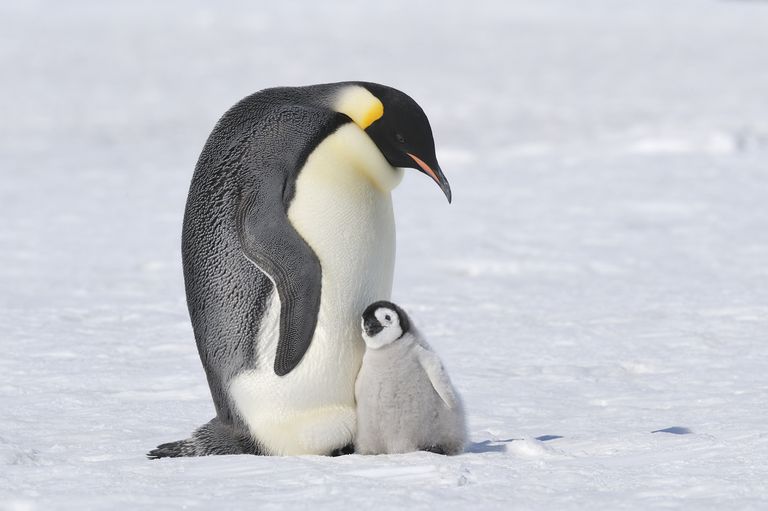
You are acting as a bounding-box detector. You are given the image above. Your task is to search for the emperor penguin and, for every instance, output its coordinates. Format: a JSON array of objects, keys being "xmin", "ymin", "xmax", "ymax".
[
  {"xmin": 355, "ymin": 301, "xmax": 467, "ymax": 455},
  {"xmin": 148, "ymin": 82, "xmax": 451, "ymax": 458}
]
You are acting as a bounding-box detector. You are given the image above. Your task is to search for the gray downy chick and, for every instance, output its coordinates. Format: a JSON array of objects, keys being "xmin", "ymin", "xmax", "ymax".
[{"xmin": 354, "ymin": 301, "xmax": 467, "ymax": 455}]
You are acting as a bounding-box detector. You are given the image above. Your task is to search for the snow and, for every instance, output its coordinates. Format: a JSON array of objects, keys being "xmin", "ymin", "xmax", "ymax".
[{"xmin": 2, "ymin": 0, "xmax": 768, "ymax": 509}]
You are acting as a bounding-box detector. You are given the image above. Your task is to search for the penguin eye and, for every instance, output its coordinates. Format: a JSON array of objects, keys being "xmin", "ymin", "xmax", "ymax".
[
  {"xmin": 384, "ymin": 314, "xmax": 391, "ymax": 321},
  {"xmin": 395, "ymin": 133, "xmax": 406, "ymax": 144}
]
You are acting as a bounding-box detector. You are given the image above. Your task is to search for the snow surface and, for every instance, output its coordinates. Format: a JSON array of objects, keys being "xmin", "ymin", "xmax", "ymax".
[{"xmin": 2, "ymin": 0, "xmax": 768, "ymax": 509}]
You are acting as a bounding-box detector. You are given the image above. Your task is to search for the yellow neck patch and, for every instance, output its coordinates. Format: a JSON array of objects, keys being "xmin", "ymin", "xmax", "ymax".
[{"xmin": 334, "ymin": 86, "xmax": 384, "ymax": 130}]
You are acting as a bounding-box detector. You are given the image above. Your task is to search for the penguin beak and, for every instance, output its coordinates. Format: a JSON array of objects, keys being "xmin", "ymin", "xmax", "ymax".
[{"xmin": 407, "ymin": 153, "xmax": 452, "ymax": 204}]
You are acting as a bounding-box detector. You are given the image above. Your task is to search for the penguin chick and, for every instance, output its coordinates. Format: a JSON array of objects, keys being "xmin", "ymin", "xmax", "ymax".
[{"xmin": 354, "ymin": 301, "xmax": 467, "ymax": 455}]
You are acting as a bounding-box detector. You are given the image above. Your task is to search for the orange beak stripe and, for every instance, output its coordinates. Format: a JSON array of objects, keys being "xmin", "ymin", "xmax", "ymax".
[{"xmin": 407, "ymin": 152, "xmax": 441, "ymax": 185}]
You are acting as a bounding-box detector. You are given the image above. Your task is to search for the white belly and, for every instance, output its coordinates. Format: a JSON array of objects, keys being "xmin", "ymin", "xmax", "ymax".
[{"xmin": 229, "ymin": 124, "xmax": 402, "ymax": 455}]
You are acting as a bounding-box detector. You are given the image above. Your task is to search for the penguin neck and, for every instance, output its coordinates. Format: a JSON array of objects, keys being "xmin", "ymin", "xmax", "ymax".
[{"xmin": 324, "ymin": 123, "xmax": 404, "ymax": 193}]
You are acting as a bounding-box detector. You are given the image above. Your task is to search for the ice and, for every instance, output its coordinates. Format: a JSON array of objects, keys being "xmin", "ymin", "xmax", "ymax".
[{"xmin": 2, "ymin": 0, "xmax": 768, "ymax": 509}]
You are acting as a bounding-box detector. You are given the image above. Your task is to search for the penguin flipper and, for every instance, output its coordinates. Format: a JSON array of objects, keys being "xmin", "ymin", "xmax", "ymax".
[
  {"xmin": 415, "ymin": 346, "xmax": 459, "ymax": 409},
  {"xmin": 237, "ymin": 193, "xmax": 322, "ymax": 376}
]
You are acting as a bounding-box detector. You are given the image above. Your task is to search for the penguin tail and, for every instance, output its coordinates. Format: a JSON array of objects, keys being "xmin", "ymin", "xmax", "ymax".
[
  {"xmin": 146, "ymin": 438, "xmax": 197, "ymax": 459},
  {"xmin": 147, "ymin": 418, "xmax": 261, "ymax": 459}
]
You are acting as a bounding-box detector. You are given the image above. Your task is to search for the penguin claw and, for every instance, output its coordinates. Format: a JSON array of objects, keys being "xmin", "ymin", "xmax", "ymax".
[
  {"xmin": 329, "ymin": 444, "xmax": 355, "ymax": 456},
  {"xmin": 421, "ymin": 445, "xmax": 447, "ymax": 455}
]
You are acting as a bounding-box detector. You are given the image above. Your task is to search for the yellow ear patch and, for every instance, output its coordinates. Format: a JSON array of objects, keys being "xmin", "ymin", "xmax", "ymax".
[{"xmin": 334, "ymin": 86, "xmax": 384, "ymax": 130}]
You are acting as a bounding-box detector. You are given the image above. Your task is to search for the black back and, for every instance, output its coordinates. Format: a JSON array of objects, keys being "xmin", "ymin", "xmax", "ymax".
[{"xmin": 183, "ymin": 85, "xmax": 348, "ymax": 422}]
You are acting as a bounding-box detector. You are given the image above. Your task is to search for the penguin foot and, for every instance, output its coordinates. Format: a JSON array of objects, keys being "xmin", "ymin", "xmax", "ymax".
[
  {"xmin": 330, "ymin": 443, "xmax": 355, "ymax": 456},
  {"xmin": 421, "ymin": 441, "xmax": 464, "ymax": 456},
  {"xmin": 421, "ymin": 445, "xmax": 446, "ymax": 455}
]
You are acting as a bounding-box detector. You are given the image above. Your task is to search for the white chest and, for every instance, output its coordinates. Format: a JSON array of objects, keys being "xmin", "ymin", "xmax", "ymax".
[{"xmin": 229, "ymin": 123, "xmax": 403, "ymax": 455}]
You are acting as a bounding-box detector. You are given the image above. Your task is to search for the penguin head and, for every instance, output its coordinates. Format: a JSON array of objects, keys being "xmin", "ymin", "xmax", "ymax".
[
  {"xmin": 334, "ymin": 82, "xmax": 452, "ymax": 203},
  {"xmin": 361, "ymin": 300, "xmax": 411, "ymax": 349}
]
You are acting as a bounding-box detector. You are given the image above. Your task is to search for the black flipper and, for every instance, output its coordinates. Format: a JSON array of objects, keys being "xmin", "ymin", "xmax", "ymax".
[
  {"xmin": 237, "ymin": 192, "xmax": 322, "ymax": 376},
  {"xmin": 233, "ymin": 105, "xmax": 349, "ymax": 377}
]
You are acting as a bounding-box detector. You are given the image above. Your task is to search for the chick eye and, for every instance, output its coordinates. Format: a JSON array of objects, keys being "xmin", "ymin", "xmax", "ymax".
[
  {"xmin": 384, "ymin": 314, "xmax": 391, "ymax": 321},
  {"xmin": 395, "ymin": 133, "xmax": 406, "ymax": 144}
]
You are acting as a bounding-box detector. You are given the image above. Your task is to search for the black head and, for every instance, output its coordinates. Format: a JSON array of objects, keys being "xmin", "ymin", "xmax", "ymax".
[
  {"xmin": 361, "ymin": 300, "xmax": 411, "ymax": 344},
  {"xmin": 359, "ymin": 83, "xmax": 451, "ymax": 203}
]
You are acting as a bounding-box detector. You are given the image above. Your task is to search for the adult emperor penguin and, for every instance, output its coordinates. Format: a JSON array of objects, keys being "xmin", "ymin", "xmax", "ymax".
[{"xmin": 148, "ymin": 82, "xmax": 451, "ymax": 458}]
